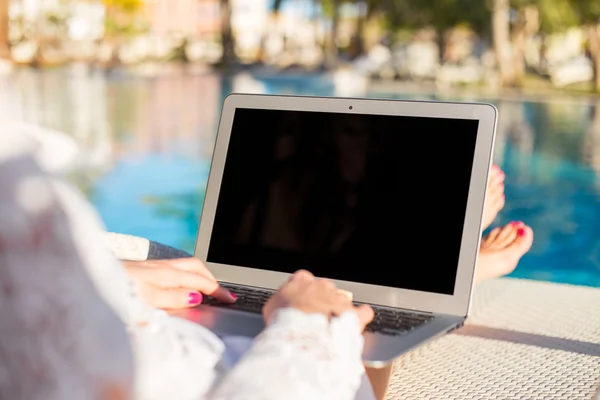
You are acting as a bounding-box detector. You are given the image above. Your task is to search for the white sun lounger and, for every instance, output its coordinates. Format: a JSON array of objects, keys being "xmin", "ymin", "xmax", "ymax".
[{"xmin": 106, "ymin": 232, "xmax": 600, "ymax": 400}]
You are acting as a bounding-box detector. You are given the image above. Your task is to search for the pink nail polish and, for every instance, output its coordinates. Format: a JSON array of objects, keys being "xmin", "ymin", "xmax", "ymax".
[
  {"xmin": 517, "ymin": 228, "xmax": 526, "ymax": 237},
  {"xmin": 510, "ymin": 221, "xmax": 519, "ymax": 226},
  {"xmin": 229, "ymin": 291, "xmax": 237, "ymax": 300},
  {"xmin": 188, "ymin": 292, "xmax": 202, "ymax": 305}
]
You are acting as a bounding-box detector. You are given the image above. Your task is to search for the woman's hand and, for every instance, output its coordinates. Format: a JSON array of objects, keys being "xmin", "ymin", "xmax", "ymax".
[
  {"xmin": 123, "ymin": 258, "xmax": 236, "ymax": 309},
  {"xmin": 263, "ymin": 270, "xmax": 374, "ymax": 330}
]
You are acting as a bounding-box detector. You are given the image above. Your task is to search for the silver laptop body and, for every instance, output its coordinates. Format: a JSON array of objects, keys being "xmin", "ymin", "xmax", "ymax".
[{"xmin": 174, "ymin": 94, "xmax": 497, "ymax": 367}]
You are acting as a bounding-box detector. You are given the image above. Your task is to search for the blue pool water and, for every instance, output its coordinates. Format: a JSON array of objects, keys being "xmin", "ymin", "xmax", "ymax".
[{"xmin": 5, "ymin": 68, "xmax": 600, "ymax": 287}]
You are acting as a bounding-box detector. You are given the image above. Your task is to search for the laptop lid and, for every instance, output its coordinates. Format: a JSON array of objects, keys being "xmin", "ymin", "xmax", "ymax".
[{"xmin": 195, "ymin": 94, "xmax": 497, "ymax": 317}]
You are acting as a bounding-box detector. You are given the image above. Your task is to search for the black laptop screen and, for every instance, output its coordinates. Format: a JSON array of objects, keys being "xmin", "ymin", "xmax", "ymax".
[{"xmin": 207, "ymin": 108, "xmax": 479, "ymax": 295}]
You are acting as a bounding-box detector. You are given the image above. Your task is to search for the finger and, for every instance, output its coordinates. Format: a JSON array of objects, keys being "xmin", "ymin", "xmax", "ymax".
[
  {"xmin": 165, "ymin": 258, "xmax": 218, "ymax": 281},
  {"xmin": 354, "ymin": 304, "xmax": 375, "ymax": 330},
  {"xmin": 262, "ymin": 297, "xmax": 277, "ymax": 322},
  {"xmin": 127, "ymin": 259, "xmax": 218, "ymax": 284},
  {"xmin": 283, "ymin": 270, "xmax": 315, "ymax": 292},
  {"xmin": 331, "ymin": 292, "xmax": 353, "ymax": 316},
  {"xmin": 291, "ymin": 270, "xmax": 314, "ymax": 282},
  {"xmin": 140, "ymin": 284, "xmax": 204, "ymax": 310},
  {"xmin": 310, "ymin": 283, "xmax": 348, "ymax": 319},
  {"xmin": 262, "ymin": 294, "xmax": 284, "ymax": 323},
  {"xmin": 131, "ymin": 267, "xmax": 236, "ymax": 303},
  {"xmin": 315, "ymin": 278, "xmax": 337, "ymax": 292}
]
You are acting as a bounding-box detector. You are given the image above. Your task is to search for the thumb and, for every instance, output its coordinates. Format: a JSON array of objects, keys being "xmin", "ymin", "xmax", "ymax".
[
  {"xmin": 141, "ymin": 284, "xmax": 204, "ymax": 310},
  {"xmin": 354, "ymin": 304, "xmax": 374, "ymax": 330}
]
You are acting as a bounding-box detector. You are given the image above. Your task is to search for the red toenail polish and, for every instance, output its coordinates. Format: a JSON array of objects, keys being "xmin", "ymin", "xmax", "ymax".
[
  {"xmin": 517, "ymin": 228, "xmax": 526, "ymax": 237},
  {"xmin": 229, "ymin": 291, "xmax": 237, "ymax": 300},
  {"xmin": 188, "ymin": 292, "xmax": 202, "ymax": 305}
]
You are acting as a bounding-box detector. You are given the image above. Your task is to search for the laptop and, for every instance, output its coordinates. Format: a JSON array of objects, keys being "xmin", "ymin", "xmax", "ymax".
[{"xmin": 181, "ymin": 94, "xmax": 497, "ymax": 367}]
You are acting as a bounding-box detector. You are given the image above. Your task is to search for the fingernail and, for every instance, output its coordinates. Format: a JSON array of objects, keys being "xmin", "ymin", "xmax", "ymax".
[
  {"xmin": 188, "ymin": 292, "xmax": 202, "ymax": 305},
  {"xmin": 510, "ymin": 221, "xmax": 519, "ymax": 226},
  {"xmin": 492, "ymin": 164, "xmax": 499, "ymax": 170},
  {"xmin": 229, "ymin": 291, "xmax": 237, "ymax": 300},
  {"xmin": 517, "ymin": 228, "xmax": 526, "ymax": 237}
]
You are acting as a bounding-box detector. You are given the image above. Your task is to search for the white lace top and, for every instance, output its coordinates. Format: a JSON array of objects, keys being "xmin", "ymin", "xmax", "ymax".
[{"xmin": 0, "ymin": 125, "xmax": 374, "ymax": 400}]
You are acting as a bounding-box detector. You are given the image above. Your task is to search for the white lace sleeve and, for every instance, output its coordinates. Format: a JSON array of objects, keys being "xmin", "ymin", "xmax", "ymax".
[
  {"xmin": 0, "ymin": 135, "xmax": 134, "ymax": 400},
  {"xmin": 4, "ymin": 126, "xmax": 373, "ymax": 400},
  {"xmin": 211, "ymin": 308, "xmax": 367, "ymax": 400},
  {"xmin": 4, "ymin": 128, "xmax": 227, "ymax": 400}
]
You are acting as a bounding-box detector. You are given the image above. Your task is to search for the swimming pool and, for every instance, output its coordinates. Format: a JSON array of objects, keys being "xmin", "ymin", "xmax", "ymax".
[{"xmin": 5, "ymin": 68, "xmax": 600, "ymax": 287}]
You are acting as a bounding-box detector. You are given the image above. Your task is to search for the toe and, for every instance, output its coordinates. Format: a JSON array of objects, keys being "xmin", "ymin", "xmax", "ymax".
[
  {"xmin": 492, "ymin": 221, "xmax": 521, "ymax": 248},
  {"xmin": 487, "ymin": 183, "xmax": 503, "ymax": 202},
  {"xmin": 482, "ymin": 169, "xmax": 506, "ymax": 231},
  {"xmin": 500, "ymin": 224, "xmax": 533, "ymax": 266},
  {"xmin": 476, "ymin": 224, "xmax": 533, "ymax": 285},
  {"xmin": 489, "ymin": 188, "xmax": 505, "ymax": 215},
  {"xmin": 481, "ymin": 226, "xmax": 503, "ymax": 247},
  {"xmin": 514, "ymin": 225, "xmax": 534, "ymax": 254},
  {"xmin": 497, "ymin": 193, "xmax": 506, "ymax": 210},
  {"xmin": 493, "ymin": 177, "xmax": 505, "ymax": 196},
  {"xmin": 482, "ymin": 193, "xmax": 503, "ymax": 231},
  {"xmin": 488, "ymin": 165, "xmax": 505, "ymax": 187}
]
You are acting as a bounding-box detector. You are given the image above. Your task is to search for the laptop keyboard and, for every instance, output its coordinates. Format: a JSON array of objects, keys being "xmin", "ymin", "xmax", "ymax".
[{"xmin": 202, "ymin": 283, "xmax": 435, "ymax": 336}]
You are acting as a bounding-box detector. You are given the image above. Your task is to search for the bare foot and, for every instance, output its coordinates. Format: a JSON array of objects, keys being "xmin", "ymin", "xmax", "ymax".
[
  {"xmin": 475, "ymin": 221, "xmax": 534, "ymax": 284},
  {"xmin": 482, "ymin": 165, "xmax": 506, "ymax": 231}
]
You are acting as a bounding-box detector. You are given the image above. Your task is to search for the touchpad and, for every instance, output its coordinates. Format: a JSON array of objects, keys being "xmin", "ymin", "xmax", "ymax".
[{"xmin": 169, "ymin": 305, "xmax": 266, "ymax": 338}]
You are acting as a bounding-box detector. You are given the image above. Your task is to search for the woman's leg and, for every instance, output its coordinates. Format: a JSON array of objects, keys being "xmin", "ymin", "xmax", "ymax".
[
  {"xmin": 362, "ymin": 221, "xmax": 534, "ymax": 399},
  {"xmin": 482, "ymin": 165, "xmax": 505, "ymax": 231},
  {"xmin": 364, "ymin": 365, "xmax": 393, "ymax": 400},
  {"xmin": 475, "ymin": 221, "xmax": 534, "ymax": 284}
]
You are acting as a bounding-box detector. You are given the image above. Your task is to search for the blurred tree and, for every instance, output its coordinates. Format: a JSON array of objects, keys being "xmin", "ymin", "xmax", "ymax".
[
  {"xmin": 535, "ymin": 0, "xmax": 579, "ymax": 32},
  {"xmin": 103, "ymin": 0, "xmax": 147, "ymax": 37},
  {"xmin": 102, "ymin": 0, "xmax": 147, "ymax": 67},
  {"xmin": 569, "ymin": 0, "xmax": 600, "ymax": 91},
  {"xmin": 375, "ymin": 0, "xmax": 566, "ymax": 87},
  {"xmin": 495, "ymin": 0, "xmax": 589, "ymax": 86},
  {"xmin": 344, "ymin": 0, "xmax": 381, "ymax": 58},
  {"xmin": 321, "ymin": 0, "xmax": 341, "ymax": 68},
  {"xmin": 520, "ymin": 0, "xmax": 599, "ymax": 90},
  {"xmin": 263, "ymin": 0, "xmax": 599, "ymax": 90},
  {"xmin": 373, "ymin": 0, "xmax": 490, "ymax": 68},
  {"xmin": 492, "ymin": 0, "xmax": 534, "ymax": 86},
  {"xmin": 271, "ymin": 0, "xmax": 343, "ymax": 69},
  {"xmin": 383, "ymin": 0, "xmax": 544, "ymax": 87},
  {"xmin": 218, "ymin": 0, "xmax": 236, "ymax": 68},
  {"xmin": 494, "ymin": 0, "xmax": 582, "ymax": 86},
  {"xmin": 510, "ymin": 2, "xmax": 540, "ymax": 81},
  {"xmin": 352, "ymin": 0, "xmax": 370, "ymax": 55},
  {"xmin": 0, "ymin": 0, "xmax": 9, "ymax": 59}
]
